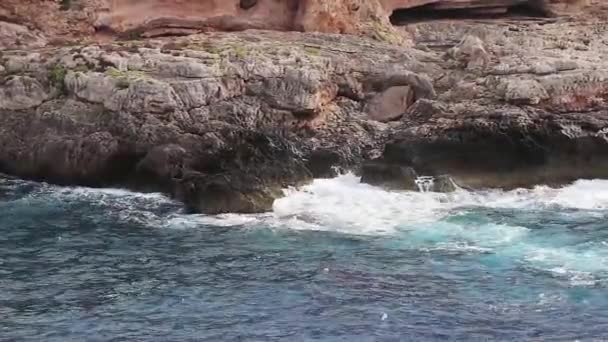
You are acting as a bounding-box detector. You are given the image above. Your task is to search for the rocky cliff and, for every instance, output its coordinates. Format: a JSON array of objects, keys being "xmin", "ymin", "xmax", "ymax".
[{"xmin": 0, "ymin": 1, "xmax": 605, "ymax": 213}]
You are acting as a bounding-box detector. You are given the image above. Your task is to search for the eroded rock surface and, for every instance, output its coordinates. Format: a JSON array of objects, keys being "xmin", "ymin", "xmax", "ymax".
[
  {"xmin": 365, "ymin": 7, "xmax": 608, "ymax": 190},
  {"xmin": 0, "ymin": 2, "xmax": 606, "ymax": 212},
  {"xmin": 0, "ymin": 31, "xmax": 435, "ymax": 212}
]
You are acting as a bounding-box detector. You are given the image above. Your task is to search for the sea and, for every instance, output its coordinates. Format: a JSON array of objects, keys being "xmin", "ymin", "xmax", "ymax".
[{"xmin": 2, "ymin": 173, "xmax": 608, "ymax": 341}]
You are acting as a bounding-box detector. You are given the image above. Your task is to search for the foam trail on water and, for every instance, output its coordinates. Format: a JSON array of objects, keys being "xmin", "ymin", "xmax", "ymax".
[{"xmin": 0, "ymin": 177, "xmax": 182, "ymax": 225}]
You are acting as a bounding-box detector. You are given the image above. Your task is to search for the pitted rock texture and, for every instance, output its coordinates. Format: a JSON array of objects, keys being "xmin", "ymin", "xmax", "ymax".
[
  {"xmin": 364, "ymin": 8, "xmax": 608, "ymax": 190},
  {"xmin": 0, "ymin": 31, "xmax": 436, "ymax": 213},
  {"xmin": 1, "ymin": 4, "xmax": 607, "ymax": 212}
]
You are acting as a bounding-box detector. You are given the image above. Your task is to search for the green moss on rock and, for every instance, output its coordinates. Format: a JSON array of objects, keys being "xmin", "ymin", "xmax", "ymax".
[
  {"xmin": 105, "ymin": 67, "xmax": 147, "ymax": 89},
  {"xmin": 49, "ymin": 65, "xmax": 67, "ymax": 92}
]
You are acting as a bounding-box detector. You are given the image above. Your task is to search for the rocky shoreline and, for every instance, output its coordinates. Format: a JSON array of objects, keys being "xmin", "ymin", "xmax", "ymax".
[{"xmin": 1, "ymin": 4, "xmax": 607, "ymax": 213}]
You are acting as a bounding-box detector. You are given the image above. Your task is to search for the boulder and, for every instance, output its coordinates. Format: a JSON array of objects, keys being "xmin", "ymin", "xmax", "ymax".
[
  {"xmin": 361, "ymin": 162, "xmax": 418, "ymax": 190},
  {"xmin": 0, "ymin": 76, "xmax": 48, "ymax": 111},
  {"xmin": 501, "ymin": 79, "xmax": 549, "ymax": 105},
  {"xmin": 446, "ymin": 35, "xmax": 489, "ymax": 72},
  {"xmin": 173, "ymin": 130, "xmax": 313, "ymax": 214},
  {"xmin": 176, "ymin": 172, "xmax": 282, "ymax": 215},
  {"xmin": 432, "ymin": 175, "xmax": 457, "ymax": 192},
  {"xmin": 366, "ymin": 86, "xmax": 415, "ymax": 122}
]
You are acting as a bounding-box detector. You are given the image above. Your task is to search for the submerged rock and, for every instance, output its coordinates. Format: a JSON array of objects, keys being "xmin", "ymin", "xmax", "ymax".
[
  {"xmin": 175, "ymin": 172, "xmax": 283, "ymax": 215},
  {"xmin": 171, "ymin": 130, "xmax": 313, "ymax": 214},
  {"xmin": 361, "ymin": 163, "xmax": 458, "ymax": 193},
  {"xmin": 432, "ymin": 175, "xmax": 457, "ymax": 193}
]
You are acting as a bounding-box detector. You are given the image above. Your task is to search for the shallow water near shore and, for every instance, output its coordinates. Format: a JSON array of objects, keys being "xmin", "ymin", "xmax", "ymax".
[{"xmin": 2, "ymin": 173, "xmax": 608, "ymax": 340}]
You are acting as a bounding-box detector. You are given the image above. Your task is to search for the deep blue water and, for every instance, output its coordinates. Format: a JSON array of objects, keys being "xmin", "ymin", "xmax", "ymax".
[{"xmin": 2, "ymin": 174, "xmax": 608, "ymax": 341}]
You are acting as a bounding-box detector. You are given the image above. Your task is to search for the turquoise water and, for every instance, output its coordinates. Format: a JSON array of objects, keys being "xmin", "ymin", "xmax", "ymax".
[{"xmin": 2, "ymin": 174, "xmax": 608, "ymax": 340}]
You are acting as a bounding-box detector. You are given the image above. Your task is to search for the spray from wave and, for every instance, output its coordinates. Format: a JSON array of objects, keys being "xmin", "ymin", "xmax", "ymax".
[{"xmin": 271, "ymin": 174, "xmax": 608, "ymax": 233}]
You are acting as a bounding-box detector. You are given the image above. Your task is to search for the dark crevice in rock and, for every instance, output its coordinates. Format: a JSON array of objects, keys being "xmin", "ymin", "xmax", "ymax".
[
  {"xmin": 103, "ymin": 151, "xmax": 146, "ymax": 187},
  {"xmin": 306, "ymin": 149, "xmax": 343, "ymax": 178},
  {"xmin": 240, "ymin": 0, "xmax": 258, "ymax": 10},
  {"xmin": 390, "ymin": 1, "xmax": 551, "ymax": 25},
  {"xmin": 0, "ymin": 152, "xmax": 142, "ymax": 190},
  {"xmin": 292, "ymin": 109, "xmax": 317, "ymax": 120},
  {"xmin": 93, "ymin": 24, "xmax": 117, "ymax": 36},
  {"xmin": 360, "ymin": 163, "xmax": 418, "ymax": 190}
]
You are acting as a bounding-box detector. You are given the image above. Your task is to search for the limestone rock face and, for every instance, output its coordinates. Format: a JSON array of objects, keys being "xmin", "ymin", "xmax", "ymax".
[
  {"xmin": 0, "ymin": 0, "xmax": 98, "ymax": 48},
  {"xmin": 0, "ymin": 21, "xmax": 47, "ymax": 50},
  {"xmin": 369, "ymin": 5, "xmax": 608, "ymax": 191},
  {"xmin": 445, "ymin": 35, "xmax": 489, "ymax": 72},
  {"xmin": 0, "ymin": 2, "xmax": 606, "ymax": 213},
  {"xmin": 98, "ymin": 0, "xmax": 300, "ymax": 33},
  {"xmin": 0, "ymin": 0, "xmax": 397, "ymax": 45},
  {"xmin": 0, "ymin": 31, "xmax": 436, "ymax": 213}
]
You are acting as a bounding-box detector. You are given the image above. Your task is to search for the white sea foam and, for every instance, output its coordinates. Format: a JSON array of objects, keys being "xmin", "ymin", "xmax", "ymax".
[
  {"xmin": 525, "ymin": 245, "xmax": 608, "ymax": 280},
  {"xmin": 15, "ymin": 173, "xmax": 608, "ymax": 235},
  {"xmin": 193, "ymin": 174, "xmax": 608, "ymax": 284},
  {"xmin": 40, "ymin": 173, "xmax": 606, "ymax": 236},
  {"xmin": 272, "ymin": 174, "xmax": 450, "ymax": 234},
  {"xmin": 267, "ymin": 174, "xmax": 608, "ymax": 234},
  {"xmin": 50, "ymin": 186, "xmax": 173, "ymax": 204},
  {"xmin": 19, "ymin": 173, "xmax": 608, "ymax": 284}
]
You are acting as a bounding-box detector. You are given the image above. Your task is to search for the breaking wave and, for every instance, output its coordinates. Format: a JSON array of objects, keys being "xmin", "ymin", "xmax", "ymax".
[{"xmin": 2, "ymin": 173, "xmax": 608, "ymax": 286}]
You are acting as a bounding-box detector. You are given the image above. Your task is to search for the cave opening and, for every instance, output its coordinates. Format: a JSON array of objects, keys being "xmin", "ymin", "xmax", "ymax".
[{"xmin": 389, "ymin": 2, "xmax": 550, "ymax": 25}]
